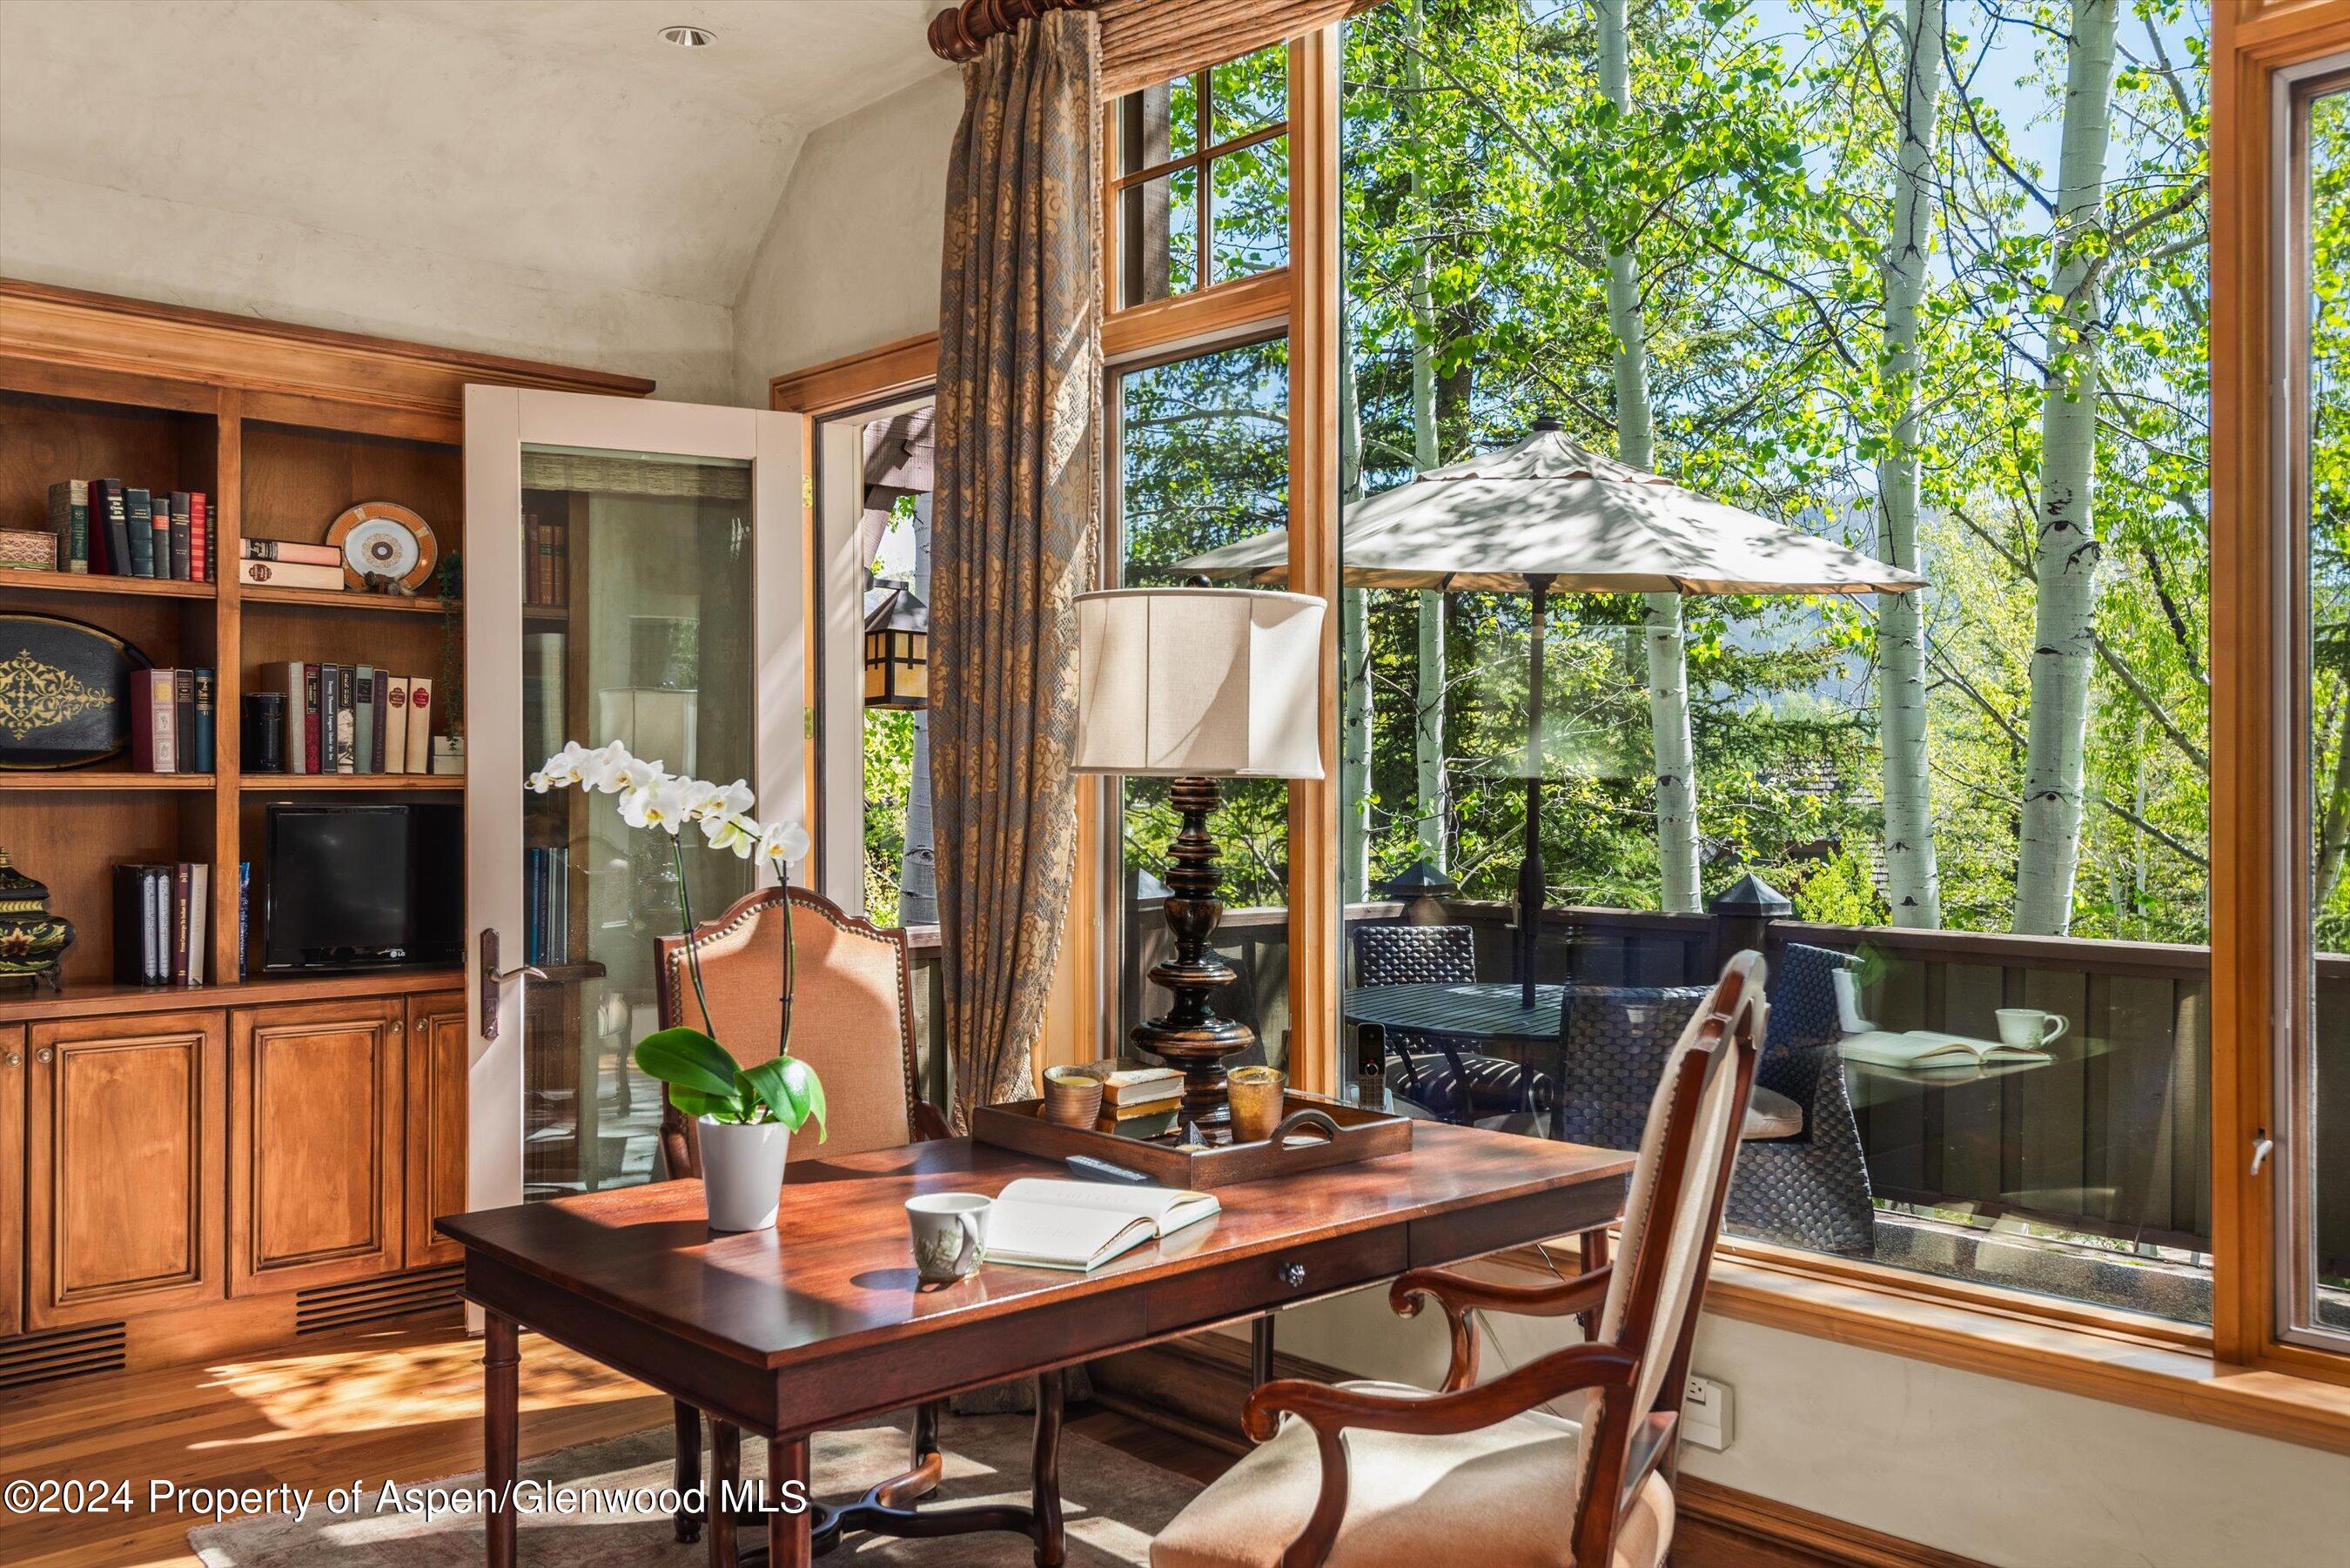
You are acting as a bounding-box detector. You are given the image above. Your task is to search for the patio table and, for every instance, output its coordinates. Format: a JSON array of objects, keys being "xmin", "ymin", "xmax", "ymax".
[{"xmin": 1342, "ymin": 981, "xmax": 1568, "ymax": 1045}]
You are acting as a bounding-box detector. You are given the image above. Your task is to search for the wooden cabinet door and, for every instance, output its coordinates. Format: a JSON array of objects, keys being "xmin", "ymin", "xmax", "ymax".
[
  {"xmin": 1, "ymin": 1025, "xmax": 23, "ymax": 1339},
  {"xmin": 403, "ymin": 992, "xmax": 467, "ymax": 1268},
  {"xmin": 229, "ymin": 999, "xmax": 403, "ymax": 1296},
  {"xmin": 26, "ymin": 1011, "xmax": 226, "ymax": 1330}
]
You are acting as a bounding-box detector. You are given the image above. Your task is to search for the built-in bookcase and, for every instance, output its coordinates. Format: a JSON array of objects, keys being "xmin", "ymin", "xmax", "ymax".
[{"xmin": 0, "ymin": 278, "xmax": 650, "ymax": 1005}]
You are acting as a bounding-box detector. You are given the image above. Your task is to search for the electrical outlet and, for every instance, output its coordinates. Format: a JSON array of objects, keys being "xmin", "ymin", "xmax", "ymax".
[{"xmin": 1682, "ymin": 1373, "xmax": 1731, "ymax": 1451}]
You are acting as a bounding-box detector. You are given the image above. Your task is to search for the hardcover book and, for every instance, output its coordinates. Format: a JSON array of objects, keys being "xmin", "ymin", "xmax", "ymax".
[
  {"xmin": 113, "ymin": 864, "xmax": 167, "ymax": 984},
  {"xmin": 240, "ymin": 539, "xmax": 344, "ymax": 566},
  {"xmin": 303, "ymin": 663, "xmax": 322, "ymax": 774},
  {"xmin": 129, "ymin": 668, "xmax": 177, "ymax": 773},
  {"xmin": 235, "ymin": 558, "xmax": 345, "ymax": 592},
  {"xmin": 406, "ymin": 678, "xmax": 433, "ymax": 774},
  {"xmin": 124, "ymin": 486, "xmax": 156, "ymax": 577},
  {"xmin": 371, "ymin": 670, "xmax": 390, "ymax": 773},
  {"xmin": 191, "ymin": 669, "xmax": 215, "ymax": 773},
  {"xmin": 265, "ymin": 662, "xmax": 306, "ymax": 774},
  {"xmin": 353, "ymin": 667, "xmax": 375, "ymax": 774},
  {"xmin": 188, "ymin": 862, "xmax": 210, "ymax": 986},
  {"xmin": 92, "ymin": 479, "xmax": 131, "ymax": 575},
  {"xmin": 173, "ymin": 669, "xmax": 197, "ymax": 772},
  {"xmin": 189, "ymin": 492, "xmax": 208, "ymax": 582},
  {"xmin": 47, "ymin": 479, "xmax": 88, "ymax": 573},
  {"xmin": 332, "ymin": 664, "xmax": 357, "ymax": 774},
  {"xmin": 168, "ymin": 492, "xmax": 191, "ymax": 581},
  {"xmin": 170, "ymin": 862, "xmax": 191, "ymax": 985},
  {"xmin": 152, "ymin": 491, "xmax": 172, "ymax": 578},
  {"xmin": 383, "ymin": 676, "xmax": 410, "ymax": 772}
]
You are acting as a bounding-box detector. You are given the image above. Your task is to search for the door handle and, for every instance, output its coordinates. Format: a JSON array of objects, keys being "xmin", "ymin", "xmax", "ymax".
[
  {"xmin": 2251, "ymin": 1131, "xmax": 2276, "ymax": 1177},
  {"xmin": 480, "ymin": 928, "xmax": 547, "ymax": 1042}
]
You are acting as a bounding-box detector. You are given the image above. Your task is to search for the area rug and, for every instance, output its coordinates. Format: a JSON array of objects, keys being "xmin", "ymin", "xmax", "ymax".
[{"xmin": 190, "ymin": 1412, "xmax": 1200, "ymax": 1565}]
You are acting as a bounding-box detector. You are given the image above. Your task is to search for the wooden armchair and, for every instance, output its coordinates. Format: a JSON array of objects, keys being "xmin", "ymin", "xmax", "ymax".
[
  {"xmin": 1151, "ymin": 952, "xmax": 1767, "ymax": 1568},
  {"xmin": 652, "ymin": 884, "xmax": 950, "ymax": 1546}
]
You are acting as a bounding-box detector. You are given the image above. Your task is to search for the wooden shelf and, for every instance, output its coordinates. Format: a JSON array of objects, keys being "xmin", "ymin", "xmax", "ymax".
[
  {"xmin": 0, "ymin": 964, "xmax": 466, "ymax": 1023},
  {"xmin": 240, "ymin": 774, "xmax": 460, "ymax": 790},
  {"xmin": 238, "ymin": 586, "xmax": 453, "ymax": 615},
  {"xmin": 0, "ymin": 567, "xmax": 215, "ymax": 600},
  {"xmin": 0, "ymin": 771, "xmax": 213, "ymax": 790}
]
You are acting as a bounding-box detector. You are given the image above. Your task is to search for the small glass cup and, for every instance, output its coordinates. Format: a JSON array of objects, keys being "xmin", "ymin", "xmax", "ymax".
[{"xmin": 1227, "ymin": 1066, "xmax": 1286, "ymax": 1143}]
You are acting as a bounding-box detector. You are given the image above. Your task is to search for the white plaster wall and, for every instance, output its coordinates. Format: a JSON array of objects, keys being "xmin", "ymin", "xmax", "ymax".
[
  {"xmin": 1257, "ymin": 1286, "xmax": 2350, "ymax": 1568},
  {"xmin": 732, "ymin": 70, "xmax": 964, "ymax": 403}
]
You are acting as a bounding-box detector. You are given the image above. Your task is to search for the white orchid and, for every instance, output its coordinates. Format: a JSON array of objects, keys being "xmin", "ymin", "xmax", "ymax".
[
  {"xmin": 757, "ymin": 820, "xmax": 812, "ymax": 873},
  {"xmin": 609, "ymin": 751, "xmax": 667, "ymax": 797},
  {"xmin": 577, "ymin": 740, "xmax": 633, "ymax": 794},
  {"xmin": 678, "ymin": 776, "xmax": 755, "ymax": 825},
  {"xmin": 701, "ymin": 811, "xmax": 761, "ymax": 857},
  {"xmin": 530, "ymin": 740, "xmax": 594, "ymax": 792},
  {"xmin": 620, "ymin": 778, "xmax": 695, "ymax": 835}
]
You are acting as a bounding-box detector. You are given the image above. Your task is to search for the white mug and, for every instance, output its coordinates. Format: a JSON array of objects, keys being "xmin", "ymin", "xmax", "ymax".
[
  {"xmin": 907, "ymin": 1192, "xmax": 991, "ymax": 1284},
  {"xmin": 1995, "ymin": 1008, "xmax": 2066, "ymax": 1051}
]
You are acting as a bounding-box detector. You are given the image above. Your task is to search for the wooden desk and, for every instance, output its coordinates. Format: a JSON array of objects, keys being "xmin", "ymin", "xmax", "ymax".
[{"xmin": 438, "ymin": 1125, "xmax": 1632, "ymax": 1567}]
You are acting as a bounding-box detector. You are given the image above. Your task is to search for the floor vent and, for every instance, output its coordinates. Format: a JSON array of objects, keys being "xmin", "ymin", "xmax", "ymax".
[
  {"xmin": 297, "ymin": 1266, "xmax": 464, "ymax": 1335},
  {"xmin": 0, "ymin": 1321, "xmax": 129, "ymax": 1390}
]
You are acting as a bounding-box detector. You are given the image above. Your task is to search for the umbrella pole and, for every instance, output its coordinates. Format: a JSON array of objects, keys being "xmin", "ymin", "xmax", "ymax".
[{"xmin": 1517, "ymin": 574, "xmax": 1554, "ymax": 1008}]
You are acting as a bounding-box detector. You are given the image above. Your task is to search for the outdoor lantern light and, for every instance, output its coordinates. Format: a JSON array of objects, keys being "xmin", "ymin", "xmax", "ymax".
[
  {"xmin": 863, "ymin": 584, "xmax": 930, "ymax": 709},
  {"xmin": 1375, "ymin": 858, "xmax": 1460, "ymax": 926}
]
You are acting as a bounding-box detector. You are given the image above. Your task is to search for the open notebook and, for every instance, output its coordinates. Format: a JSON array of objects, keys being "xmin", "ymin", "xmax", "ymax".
[
  {"xmin": 1836, "ymin": 1029, "xmax": 2051, "ymax": 1069},
  {"xmin": 981, "ymin": 1179, "xmax": 1220, "ymax": 1272}
]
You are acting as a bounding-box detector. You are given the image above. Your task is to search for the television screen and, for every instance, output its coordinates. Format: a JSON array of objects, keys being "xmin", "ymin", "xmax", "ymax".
[{"xmin": 264, "ymin": 804, "xmax": 460, "ymax": 971}]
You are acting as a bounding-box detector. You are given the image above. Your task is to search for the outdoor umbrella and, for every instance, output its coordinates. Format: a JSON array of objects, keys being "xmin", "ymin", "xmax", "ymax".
[{"xmin": 1178, "ymin": 416, "xmax": 1926, "ymax": 1002}]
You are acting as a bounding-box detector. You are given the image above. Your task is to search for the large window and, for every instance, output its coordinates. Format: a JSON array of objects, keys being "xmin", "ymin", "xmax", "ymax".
[
  {"xmin": 1335, "ymin": 0, "xmax": 2214, "ymax": 1323},
  {"xmin": 2286, "ymin": 57, "xmax": 2350, "ymax": 1349},
  {"xmin": 1111, "ymin": 338, "xmax": 1294, "ymax": 1065},
  {"xmin": 1113, "ymin": 42, "xmax": 1290, "ymax": 307}
]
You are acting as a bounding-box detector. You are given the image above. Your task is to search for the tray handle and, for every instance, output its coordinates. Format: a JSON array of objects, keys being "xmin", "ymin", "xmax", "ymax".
[{"xmin": 1264, "ymin": 1107, "xmax": 1343, "ymax": 1146}]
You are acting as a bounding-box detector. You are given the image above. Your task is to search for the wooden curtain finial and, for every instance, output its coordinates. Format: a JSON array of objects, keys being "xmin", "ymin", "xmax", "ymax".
[{"xmin": 929, "ymin": 0, "xmax": 1095, "ymax": 63}]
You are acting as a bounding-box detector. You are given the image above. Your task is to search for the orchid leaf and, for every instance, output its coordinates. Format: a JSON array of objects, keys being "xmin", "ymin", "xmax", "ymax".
[{"xmin": 633, "ymin": 1027, "xmax": 739, "ymax": 1102}]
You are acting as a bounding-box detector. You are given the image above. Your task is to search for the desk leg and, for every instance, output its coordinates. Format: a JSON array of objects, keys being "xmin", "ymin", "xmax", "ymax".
[
  {"xmin": 674, "ymin": 1400, "xmax": 704, "ymax": 1543},
  {"xmin": 482, "ymin": 1312, "xmax": 519, "ymax": 1568},
  {"xmin": 1251, "ymin": 1312, "xmax": 1275, "ymax": 1387},
  {"xmin": 1031, "ymin": 1370, "xmax": 1065, "ymax": 1568},
  {"xmin": 708, "ymin": 1421, "xmax": 741, "ymax": 1568},
  {"xmin": 769, "ymin": 1435, "xmax": 813, "ymax": 1568}
]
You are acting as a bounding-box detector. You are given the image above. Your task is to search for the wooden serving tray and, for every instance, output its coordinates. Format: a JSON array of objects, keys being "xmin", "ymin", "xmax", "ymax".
[{"xmin": 971, "ymin": 1091, "xmax": 1413, "ymax": 1189}]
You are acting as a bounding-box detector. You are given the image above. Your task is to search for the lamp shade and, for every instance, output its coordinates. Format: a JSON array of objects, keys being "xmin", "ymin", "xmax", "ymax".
[{"xmin": 1074, "ymin": 587, "xmax": 1325, "ymax": 779}]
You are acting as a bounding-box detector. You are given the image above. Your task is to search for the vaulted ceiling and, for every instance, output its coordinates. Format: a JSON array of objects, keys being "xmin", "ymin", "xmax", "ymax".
[{"xmin": 0, "ymin": 0, "xmax": 950, "ymax": 308}]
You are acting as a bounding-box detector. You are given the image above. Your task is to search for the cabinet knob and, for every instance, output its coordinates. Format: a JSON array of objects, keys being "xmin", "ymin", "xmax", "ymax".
[
  {"xmin": 35, "ymin": 1047, "xmax": 54, "ymax": 1064},
  {"xmin": 2, "ymin": 1051, "xmax": 18, "ymax": 1067},
  {"xmin": 1278, "ymin": 1261, "xmax": 1307, "ymax": 1289}
]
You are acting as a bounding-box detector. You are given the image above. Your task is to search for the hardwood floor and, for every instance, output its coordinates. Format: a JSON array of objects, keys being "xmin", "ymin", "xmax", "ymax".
[{"xmin": 0, "ymin": 1310, "xmax": 1224, "ymax": 1568}]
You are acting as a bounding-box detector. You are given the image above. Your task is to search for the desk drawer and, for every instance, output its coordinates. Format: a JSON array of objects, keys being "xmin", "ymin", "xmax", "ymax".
[{"xmin": 1147, "ymin": 1228, "xmax": 1406, "ymax": 1335}]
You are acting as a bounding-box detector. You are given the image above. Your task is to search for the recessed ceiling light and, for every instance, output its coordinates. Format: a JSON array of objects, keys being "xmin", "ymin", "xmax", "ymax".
[{"xmin": 660, "ymin": 24, "xmax": 715, "ymax": 48}]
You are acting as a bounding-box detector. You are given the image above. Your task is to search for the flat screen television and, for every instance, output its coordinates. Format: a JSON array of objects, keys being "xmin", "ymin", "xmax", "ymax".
[{"xmin": 263, "ymin": 803, "xmax": 463, "ymax": 972}]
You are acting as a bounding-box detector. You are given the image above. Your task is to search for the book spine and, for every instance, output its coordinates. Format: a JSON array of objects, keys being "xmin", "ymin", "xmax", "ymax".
[
  {"xmin": 319, "ymin": 664, "xmax": 340, "ymax": 773},
  {"xmin": 189, "ymin": 492, "xmax": 207, "ymax": 582},
  {"xmin": 382, "ymin": 676, "xmax": 408, "ymax": 772},
  {"xmin": 91, "ymin": 480, "xmax": 126, "ymax": 575},
  {"xmin": 168, "ymin": 492, "xmax": 191, "ymax": 581},
  {"xmin": 334, "ymin": 664, "xmax": 356, "ymax": 774},
  {"xmin": 240, "ymin": 539, "xmax": 344, "ymax": 566},
  {"xmin": 235, "ymin": 558, "xmax": 346, "ymax": 592},
  {"xmin": 372, "ymin": 671, "xmax": 390, "ymax": 773},
  {"xmin": 170, "ymin": 864, "xmax": 191, "ymax": 986},
  {"xmin": 353, "ymin": 667, "xmax": 375, "ymax": 774},
  {"xmin": 269, "ymin": 663, "xmax": 305, "ymax": 775},
  {"xmin": 237, "ymin": 861, "xmax": 251, "ymax": 980},
  {"xmin": 173, "ymin": 669, "xmax": 196, "ymax": 774},
  {"xmin": 406, "ymin": 678, "xmax": 433, "ymax": 774},
  {"xmin": 146, "ymin": 867, "xmax": 166, "ymax": 984},
  {"xmin": 129, "ymin": 670, "xmax": 172, "ymax": 773},
  {"xmin": 303, "ymin": 664, "xmax": 321, "ymax": 774},
  {"xmin": 189, "ymin": 862, "xmax": 209, "ymax": 986},
  {"xmin": 152, "ymin": 495, "xmax": 171, "ymax": 578},
  {"xmin": 124, "ymin": 487, "xmax": 154, "ymax": 577},
  {"xmin": 191, "ymin": 669, "xmax": 215, "ymax": 774},
  {"xmin": 47, "ymin": 480, "xmax": 90, "ymax": 573},
  {"xmin": 114, "ymin": 866, "xmax": 147, "ymax": 983}
]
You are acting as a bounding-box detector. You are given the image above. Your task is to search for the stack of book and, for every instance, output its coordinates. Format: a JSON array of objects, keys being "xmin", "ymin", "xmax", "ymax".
[
  {"xmin": 1086, "ymin": 1064, "xmax": 1187, "ymax": 1140},
  {"xmin": 524, "ymin": 847, "xmax": 571, "ymax": 964},
  {"xmin": 43, "ymin": 480, "xmax": 211, "ymax": 580},
  {"xmin": 258, "ymin": 662, "xmax": 437, "ymax": 774},
  {"xmin": 127, "ymin": 668, "xmax": 217, "ymax": 774},
  {"xmin": 113, "ymin": 862, "xmax": 212, "ymax": 985},
  {"xmin": 524, "ymin": 512, "xmax": 569, "ymax": 607},
  {"xmin": 238, "ymin": 538, "xmax": 346, "ymax": 593}
]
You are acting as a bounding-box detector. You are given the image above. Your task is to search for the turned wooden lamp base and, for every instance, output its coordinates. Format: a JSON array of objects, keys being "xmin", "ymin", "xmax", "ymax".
[{"xmin": 1133, "ymin": 775, "xmax": 1258, "ymax": 1129}]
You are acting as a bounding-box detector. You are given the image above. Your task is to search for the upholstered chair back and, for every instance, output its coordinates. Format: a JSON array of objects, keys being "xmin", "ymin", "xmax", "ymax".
[{"xmin": 655, "ymin": 887, "xmax": 920, "ymax": 1172}]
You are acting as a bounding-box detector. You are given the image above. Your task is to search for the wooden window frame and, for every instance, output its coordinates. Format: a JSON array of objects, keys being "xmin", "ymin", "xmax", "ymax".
[{"xmin": 1105, "ymin": 45, "xmax": 1292, "ymax": 312}]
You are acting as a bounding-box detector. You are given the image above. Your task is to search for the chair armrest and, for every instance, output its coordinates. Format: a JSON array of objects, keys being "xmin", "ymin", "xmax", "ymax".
[
  {"xmin": 1389, "ymin": 1264, "xmax": 1613, "ymax": 1390},
  {"xmin": 1241, "ymin": 1344, "xmax": 1639, "ymax": 1568},
  {"xmin": 911, "ymin": 1102, "xmax": 952, "ymax": 1142}
]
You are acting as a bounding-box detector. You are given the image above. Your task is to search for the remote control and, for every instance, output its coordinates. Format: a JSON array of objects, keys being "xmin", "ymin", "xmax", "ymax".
[{"xmin": 1064, "ymin": 1154, "xmax": 1156, "ymax": 1186}]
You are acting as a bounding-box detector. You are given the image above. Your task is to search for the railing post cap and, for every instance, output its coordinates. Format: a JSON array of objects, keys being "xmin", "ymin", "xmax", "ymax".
[{"xmin": 1710, "ymin": 871, "xmax": 1793, "ymax": 918}]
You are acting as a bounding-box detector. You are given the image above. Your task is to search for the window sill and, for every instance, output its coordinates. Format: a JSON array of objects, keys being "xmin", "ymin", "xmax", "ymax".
[{"xmin": 1491, "ymin": 1239, "xmax": 2350, "ymax": 1456}]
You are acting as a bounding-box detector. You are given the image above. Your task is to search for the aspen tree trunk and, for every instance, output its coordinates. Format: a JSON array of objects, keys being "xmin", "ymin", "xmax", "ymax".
[
  {"xmin": 898, "ymin": 494, "xmax": 939, "ymax": 927},
  {"xmin": 1339, "ymin": 319, "xmax": 1372, "ymax": 905},
  {"xmin": 1598, "ymin": 0, "xmax": 1701, "ymax": 912},
  {"xmin": 1877, "ymin": 0, "xmax": 1946, "ymax": 928},
  {"xmin": 2013, "ymin": 0, "xmax": 2119, "ymax": 935},
  {"xmin": 1406, "ymin": 0, "xmax": 1447, "ymax": 868}
]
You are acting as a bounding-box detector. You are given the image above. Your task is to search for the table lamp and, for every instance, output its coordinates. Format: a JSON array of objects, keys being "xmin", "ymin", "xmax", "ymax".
[{"xmin": 1073, "ymin": 586, "xmax": 1326, "ymax": 1127}]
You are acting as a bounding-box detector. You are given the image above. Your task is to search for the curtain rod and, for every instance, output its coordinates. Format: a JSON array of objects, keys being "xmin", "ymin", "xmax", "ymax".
[{"xmin": 928, "ymin": 0, "xmax": 1100, "ymax": 63}]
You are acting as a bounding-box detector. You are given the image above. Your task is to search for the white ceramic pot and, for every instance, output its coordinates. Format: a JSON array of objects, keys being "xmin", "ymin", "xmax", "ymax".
[{"xmin": 698, "ymin": 1116, "xmax": 791, "ymax": 1230}]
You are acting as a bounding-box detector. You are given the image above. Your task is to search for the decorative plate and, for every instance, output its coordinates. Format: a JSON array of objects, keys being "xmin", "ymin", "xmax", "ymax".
[
  {"xmin": 326, "ymin": 501, "xmax": 440, "ymax": 591},
  {"xmin": 0, "ymin": 613, "xmax": 150, "ymax": 769}
]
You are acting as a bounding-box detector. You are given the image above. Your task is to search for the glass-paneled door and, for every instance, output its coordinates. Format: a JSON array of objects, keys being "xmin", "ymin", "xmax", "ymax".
[{"xmin": 463, "ymin": 390, "xmax": 804, "ymax": 1208}]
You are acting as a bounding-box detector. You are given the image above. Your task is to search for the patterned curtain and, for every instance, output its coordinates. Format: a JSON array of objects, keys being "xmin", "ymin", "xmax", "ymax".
[{"xmin": 931, "ymin": 8, "xmax": 1102, "ymax": 1130}]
